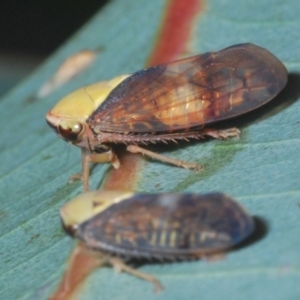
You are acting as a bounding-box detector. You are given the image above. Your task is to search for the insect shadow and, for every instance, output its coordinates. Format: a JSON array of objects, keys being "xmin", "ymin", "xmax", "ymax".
[{"xmin": 232, "ymin": 216, "xmax": 268, "ymax": 251}]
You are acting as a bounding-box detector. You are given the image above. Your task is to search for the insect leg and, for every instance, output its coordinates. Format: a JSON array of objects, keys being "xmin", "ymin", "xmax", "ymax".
[
  {"xmin": 126, "ymin": 145, "xmax": 203, "ymax": 171},
  {"xmin": 109, "ymin": 256, "xmax": 164, "ymax": 293},
  {"xmin": 69, "ymin": 148, "xmax": 120, "ymax": 191},
  {"xmin": 68, "ymin": 149, "xmax": 89, "ymax": 189},
  {"xmin": 201, "ymin": 127, "xmax": 241, "ymax": 139}
]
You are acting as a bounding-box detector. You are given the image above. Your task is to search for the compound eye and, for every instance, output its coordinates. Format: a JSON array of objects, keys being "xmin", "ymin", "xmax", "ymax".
[{"xmin": 58, "ymin": 120, "xmax": 84, "ymax": 142}]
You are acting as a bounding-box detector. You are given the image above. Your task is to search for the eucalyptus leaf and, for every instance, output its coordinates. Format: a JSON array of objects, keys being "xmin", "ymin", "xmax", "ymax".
[{"xmin": 1, "ymin": 0, "xmax": 300, "ymax": 299}]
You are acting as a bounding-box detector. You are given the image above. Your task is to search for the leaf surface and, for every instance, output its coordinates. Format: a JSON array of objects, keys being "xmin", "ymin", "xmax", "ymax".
[{"xmin": 0, "ymin": 0, "xmax": 300, "ymax": 299}]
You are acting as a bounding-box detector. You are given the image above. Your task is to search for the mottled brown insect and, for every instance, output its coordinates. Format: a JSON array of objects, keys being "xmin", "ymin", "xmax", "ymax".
[
  {"xmin": 61, "ymin": 190, "xmax": 254, "ymax": 290},
  {"xmin": 46, "ymin": 43, "xmax": 287, "ymax": 191}
]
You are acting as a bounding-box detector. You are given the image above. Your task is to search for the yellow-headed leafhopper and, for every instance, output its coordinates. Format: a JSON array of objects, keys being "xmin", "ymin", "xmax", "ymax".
[
  {"xmin": 46, "ymin": 43, "xmax": 287, "ymax": 190},
  {"xmin": 61, "ymin": 190, "xmax": 254, "ymax": 291}
]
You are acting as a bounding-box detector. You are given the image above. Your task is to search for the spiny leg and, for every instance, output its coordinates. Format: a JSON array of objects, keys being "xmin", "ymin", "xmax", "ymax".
[
  {"xmin": 126, "ymin": 127, "xmax": 239, "ymax": 171},
  {"xmin": 202, "ymin": 127, "xmax": 240, "ymax": 139},
  {"xmin": 109, "ymin": 256, "xmax": 164, "ymax": 293}
]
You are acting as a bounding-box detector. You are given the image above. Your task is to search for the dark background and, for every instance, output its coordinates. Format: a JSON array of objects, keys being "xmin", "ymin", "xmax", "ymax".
[{"xmin": 0, "ymin": 0, "xmax": 108, "ymax": 95}]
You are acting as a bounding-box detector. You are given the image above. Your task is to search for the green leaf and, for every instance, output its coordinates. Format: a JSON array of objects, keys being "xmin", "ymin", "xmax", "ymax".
[{"xmin": 1, "ymin": 0, "xmax": 300, "ymax": 299}]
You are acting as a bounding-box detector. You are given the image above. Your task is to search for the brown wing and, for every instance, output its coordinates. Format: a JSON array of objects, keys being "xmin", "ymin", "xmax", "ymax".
[{"xmin": 88, "ymin": 43, "xmax": 287, "ymax": 133}]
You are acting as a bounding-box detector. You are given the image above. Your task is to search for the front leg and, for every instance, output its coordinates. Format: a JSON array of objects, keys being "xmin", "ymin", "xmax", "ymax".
[{"xmin": 69, "ymin": 148, "xmax": 120, "ymax": 191}]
